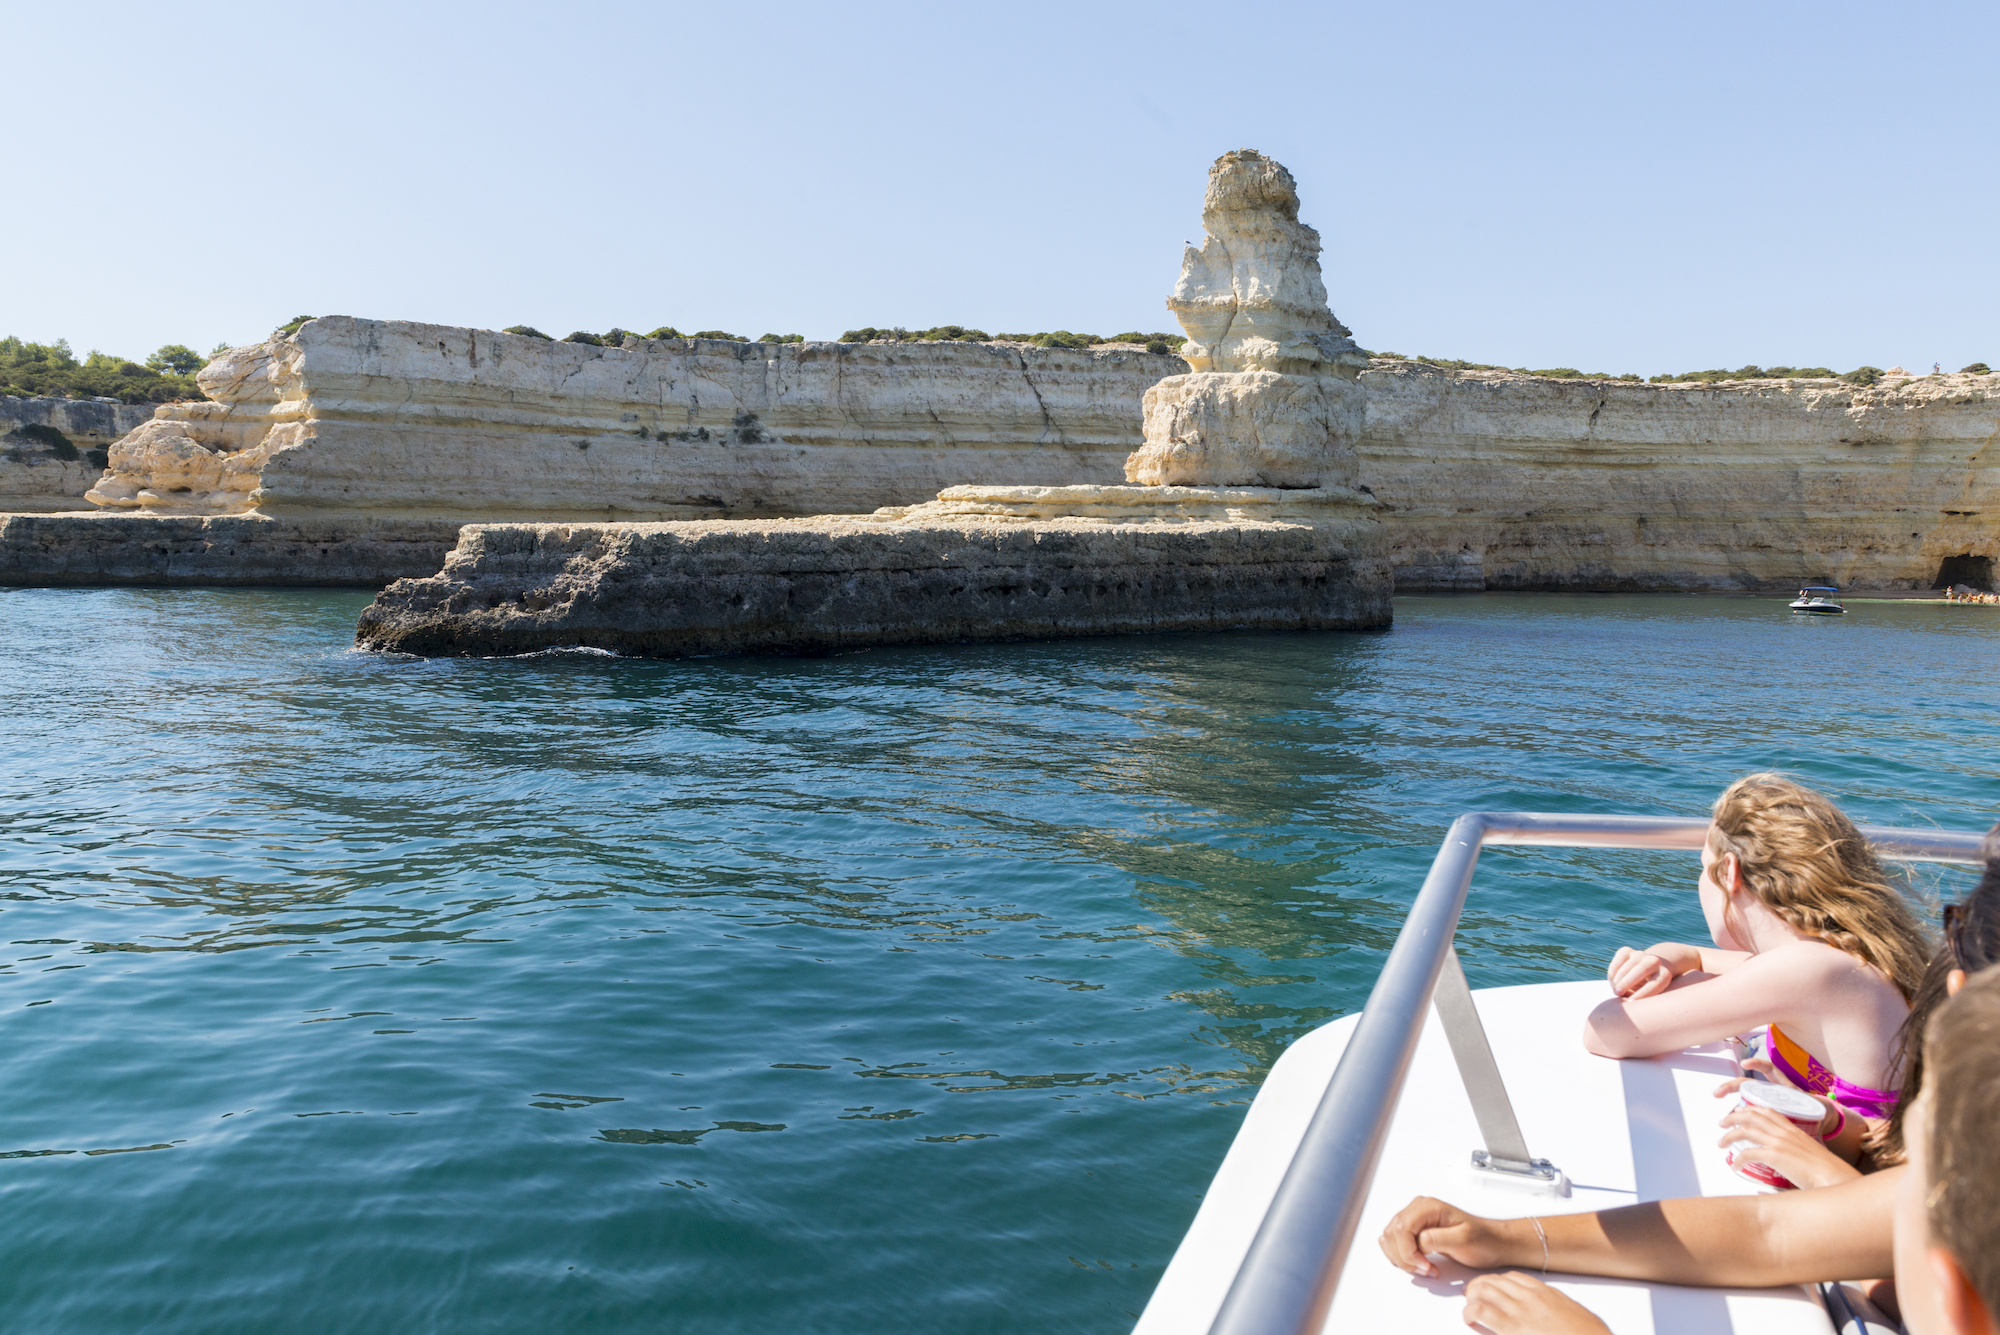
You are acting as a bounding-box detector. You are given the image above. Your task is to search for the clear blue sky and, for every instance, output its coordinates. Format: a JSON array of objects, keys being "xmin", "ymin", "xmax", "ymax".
[{"xmin": 10, "ymin": 1, "xmax": 1994, "ymax": 376}]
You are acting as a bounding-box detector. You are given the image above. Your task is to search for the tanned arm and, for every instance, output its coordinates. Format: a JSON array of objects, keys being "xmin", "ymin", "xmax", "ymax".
[{"xmin": 1378, "ymin": 1169, "xmax": 1897, "ymax": 1287}]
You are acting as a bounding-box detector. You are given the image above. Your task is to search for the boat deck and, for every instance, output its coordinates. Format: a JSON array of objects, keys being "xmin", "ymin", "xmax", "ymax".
[{"xmin": 1138, "ymin": 979, "xmax": 1837, "ymax": 1334}]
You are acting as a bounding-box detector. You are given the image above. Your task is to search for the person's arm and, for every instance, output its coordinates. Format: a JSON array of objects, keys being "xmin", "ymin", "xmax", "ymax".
[
  {"xmin": 1582, "ymin": 947, "xmax": 1820, "ymax": 1058},
  {"xmin": 1376, "ymin": 1169, "xmax": 1899, "ymax": 1286},
  {"xmin": 1605, "ymin": 942, "xmax": 1753, "ymax": 999}
]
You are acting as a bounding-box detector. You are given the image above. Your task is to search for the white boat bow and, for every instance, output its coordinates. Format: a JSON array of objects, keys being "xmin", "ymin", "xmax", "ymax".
[
  {"xmin": 1137, "ymin": 814, "xmax": 1985, "ymax": 1335},
  {"xmin": 1138, "ymin": 980, "xmax": 1828, "ymax": 1333}
]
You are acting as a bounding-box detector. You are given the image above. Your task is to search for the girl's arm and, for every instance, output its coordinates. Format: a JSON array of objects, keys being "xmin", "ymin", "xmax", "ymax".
[
  {"xmin": 1606, "ymin": 942, "xmax": 1754, "ymax": 999},
  {"xmin": 1582, "ymin": 947, "xmax": 1822, "ymax": 1058},
  {"xmin": 1377, "ymin": 1169, "xmax": 1899, "ymax": 1286}
]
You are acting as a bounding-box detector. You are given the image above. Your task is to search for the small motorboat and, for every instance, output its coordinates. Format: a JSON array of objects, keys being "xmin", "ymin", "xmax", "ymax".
[{"xmin": 1790, "ymin": 586, "xmax": 1846, "ymax": 614}]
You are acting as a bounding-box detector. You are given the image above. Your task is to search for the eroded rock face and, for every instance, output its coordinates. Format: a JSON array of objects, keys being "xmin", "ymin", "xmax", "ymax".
[
  {"xmin": 353, "ymin": 514, "xmax": 1391, "ymax": 657},
  {"xmin": 1125, "ymin": 150, "xmax": 1368, "ymax": 489},
  {"xmin": 1358, "ymin": 363, "xmax": 2000, "ymax": 591},
  {"xmin": 1131, "ymin": 371, "xmax": 1366, "ymax": 489},
  {"xmin": 1165, "ymin": 150, "xmax": 1368, "ymax": 378},
  {"xmin": 85, "ymin": 319, "xmax": 1183, "ymax": 522},
  {"xmin": 0, "ymin": 512, "xmax": 459, "ymax": 587},
  {"xmin": 1, "ymin": 396, "xmax": 155, "ymax": 512}
]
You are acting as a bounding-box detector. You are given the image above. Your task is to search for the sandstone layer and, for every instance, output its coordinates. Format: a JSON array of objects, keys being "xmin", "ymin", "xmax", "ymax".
[
  {"xmin": 353, "ymin": 514, "xmax": 1391, "ymax": 658},
  {"xmin": 1, "ymin": 396, "xmax": 155, "ymax": 512},
  {"xmin": 85, "ymin": 318, "xmax": 1178, "ymax": 521}
]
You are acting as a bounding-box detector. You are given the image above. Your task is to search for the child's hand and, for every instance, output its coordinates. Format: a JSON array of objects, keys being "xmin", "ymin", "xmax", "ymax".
[
  {"xmin": 1715, "ymin": 1103, "xmax": 1860, "ymax": 1190},
  {"xmin": 1606, "ymin": 946, "xmax": 1673, "ymax": 999},
  {"xmin": 1462, "ymin": 1272, "xmax": 1610, "ymax": 1334}
]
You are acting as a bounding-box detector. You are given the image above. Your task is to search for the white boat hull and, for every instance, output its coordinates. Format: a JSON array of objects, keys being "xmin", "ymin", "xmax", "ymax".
[{"xmin": 1137, "ymin": 979, "xmax": 1835, "ymax": 1335}]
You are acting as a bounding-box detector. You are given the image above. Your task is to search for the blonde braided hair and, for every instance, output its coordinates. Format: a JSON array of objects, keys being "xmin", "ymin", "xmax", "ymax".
[{"xmin": 1708, "ymin": 772, "xmax": 1932, "ymax": 1001}]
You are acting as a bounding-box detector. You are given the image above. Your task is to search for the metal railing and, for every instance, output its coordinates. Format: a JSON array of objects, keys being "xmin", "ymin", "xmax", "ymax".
[{"xmin": 1205, "ymin": 812, "xmax": 1990, "ymax": 1335}]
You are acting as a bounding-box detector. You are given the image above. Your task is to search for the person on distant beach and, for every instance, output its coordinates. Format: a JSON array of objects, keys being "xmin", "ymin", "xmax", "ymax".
[{"xmin": 1581, "ymin": 773, "xmax": 1932, "ymax": 1167}]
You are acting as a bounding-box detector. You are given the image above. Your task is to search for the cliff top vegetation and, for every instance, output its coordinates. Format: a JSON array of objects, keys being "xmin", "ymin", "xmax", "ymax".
[
  {"xmin": 840, "ymin": 327, "xmax": 1188, "ymax": 354},
  {"xmin": 1362, "ymin": 352, "xmax": 1971, "ymax": 389},
  {"xmin": 495, "ymin": 326, "xmax": 805, "ymax": 346},
  {"xmin": 501, "ymin": 323, "xmax": 1192, "ymax": 354},
  {"xmin": 0, "ymin": 336, "xmax": 227, "ymax": 404}
]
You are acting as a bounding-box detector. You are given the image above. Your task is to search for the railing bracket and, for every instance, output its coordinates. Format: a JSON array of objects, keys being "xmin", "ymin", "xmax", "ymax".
[{"xmin": 1469, "ymin": 1148, "xmax": 1569, "ymax": 1197}]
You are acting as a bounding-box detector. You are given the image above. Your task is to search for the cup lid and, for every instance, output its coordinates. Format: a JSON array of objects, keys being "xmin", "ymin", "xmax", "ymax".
[{"xmin": 1740, "ymin": 1081, "xmax": 1825, "ymax": 1119}]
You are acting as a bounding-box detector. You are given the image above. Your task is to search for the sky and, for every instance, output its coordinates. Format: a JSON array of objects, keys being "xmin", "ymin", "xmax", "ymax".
[{"xmin": 8, "ymin": 0, "xmax": 1995, "ymax": 376}]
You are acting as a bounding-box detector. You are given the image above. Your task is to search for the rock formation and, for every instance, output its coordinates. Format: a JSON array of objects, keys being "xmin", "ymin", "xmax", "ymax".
[
  {"xmin": 82, "ymin": 319, "xmax": 1176, "ymax": 521},
  {"xmin": 1357, "ymin": 362, "xmax": 2000, "ymax": 591},
  {"xmin": 353, "ymin": 150, "xmax": 1395, "ymax": 656},
  {"xmin": 353, "ymin": 515, "xmax": 1386, "ymax": 657},
  {"xmin": 1125, "ymin": 150, "xmax": 1370, "ymax": 489},
  {"xmin": 0, "ymin": 512, "xmax": 461, "ymax": 587},
  {"xmin": 9, "ymin": 153, "xmax": 1996, "ymax": 594},
  {"xmin": 1, "ymin": 396, "xmax": 154, "ymax": 513}
]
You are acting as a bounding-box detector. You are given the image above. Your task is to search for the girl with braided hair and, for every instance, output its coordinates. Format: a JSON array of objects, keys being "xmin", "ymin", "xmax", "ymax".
[{"xmin": 1583, "ymin": 773, "xmax": 1934, "ymax": 1166}]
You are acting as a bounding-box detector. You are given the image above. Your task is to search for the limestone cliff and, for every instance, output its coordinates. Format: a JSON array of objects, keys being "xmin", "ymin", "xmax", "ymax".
[
  {"xmin": 1, "ymin": 396, "xmax": 155, "ymax": 512},
  {"xmin": 38, "ymin": 317, "xmax": 2000, "ymax": 593},
  {"xmin": 1359, "ymin": 362, "xmax": 1999, "ymax": 591},
  {"xmin": 85, "ymin": 318, "xmax": 1181, "ymax": 522}
]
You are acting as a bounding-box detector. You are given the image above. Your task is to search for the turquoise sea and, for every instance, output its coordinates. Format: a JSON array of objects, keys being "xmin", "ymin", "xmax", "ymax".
[{"xmin": 1, "ymin": 590, "xmax": 1994, "ymax": 1334}]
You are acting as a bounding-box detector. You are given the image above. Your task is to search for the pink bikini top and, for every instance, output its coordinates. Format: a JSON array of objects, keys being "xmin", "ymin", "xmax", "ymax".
[{"xmin": 1758, "ymin": 1023, "xmax": 1900, "ymax": 1121}]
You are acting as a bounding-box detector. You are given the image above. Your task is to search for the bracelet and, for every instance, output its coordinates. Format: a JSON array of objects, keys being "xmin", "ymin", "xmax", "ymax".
[
  {"xmin": 1530, "ymin": 1215, "xmax": 1548, "ymax": 1274},
  {"xmin": 1819, "ymin": 1103, "xmax": 1847, "ymax": 1143}
]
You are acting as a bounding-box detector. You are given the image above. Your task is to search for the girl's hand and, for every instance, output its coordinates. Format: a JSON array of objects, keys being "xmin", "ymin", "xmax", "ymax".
[
  {"xmin": 1378, "ymin": 1197, "xmax": 1513, "ymax": 1277},
  {"xmin": 1715, "ymin": 1104, "xmax": 1861, "ymax": 1190},
  {"xmin": 1607, "ymin": 946, "xmax": 1674, "ymax": 999},
  {"xmin": 1462, "ymin": 1272, "xmax": 1610, "ymax": 1334}
]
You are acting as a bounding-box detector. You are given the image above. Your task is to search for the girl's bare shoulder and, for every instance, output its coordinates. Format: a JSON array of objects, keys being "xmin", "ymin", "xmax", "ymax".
[{"xmin": 1754, "ymin": 939, "xmax": 1887, "ymax": 985}]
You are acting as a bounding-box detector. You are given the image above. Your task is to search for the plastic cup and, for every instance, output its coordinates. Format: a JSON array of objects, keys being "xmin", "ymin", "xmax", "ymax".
[{"xmin": 1724, "ymin": 1081, "xmax": 1828, "ymax": 1190}]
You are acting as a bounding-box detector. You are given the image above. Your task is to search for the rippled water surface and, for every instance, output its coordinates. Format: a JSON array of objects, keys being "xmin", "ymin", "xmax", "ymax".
[{"xmin": 2, "ymin": 590, "xmax": 1995, "ymax": 1334}]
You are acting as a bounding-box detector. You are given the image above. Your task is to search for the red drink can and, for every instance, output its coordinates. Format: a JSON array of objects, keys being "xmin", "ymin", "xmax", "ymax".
[{"xmin": 1724, "ymin": 1082, "xmax": 1827, "ymax": 1190}]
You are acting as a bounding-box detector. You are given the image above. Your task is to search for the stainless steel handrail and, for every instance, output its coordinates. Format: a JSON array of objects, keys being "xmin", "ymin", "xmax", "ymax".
[{"xmin": 1204, "ymin": 812, "xmax": 1990, "ymax": 1335}]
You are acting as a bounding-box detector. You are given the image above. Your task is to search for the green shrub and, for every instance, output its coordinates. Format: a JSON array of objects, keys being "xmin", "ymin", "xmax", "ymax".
[
  {"xmin": 503, "ymin": 325, "xmax": 553, "ymax": 340},
  {"xmin": 209, "ymin": 342, "xmax": 233, "ymax": 357},
  {"xmin": 1408, "ymin": 354, "xmax": 1508, "ymax": 373},
  {"xmin": 994, "ymin": 330, "xmax": 1102, "ymax": 349},
  {"xmin": 85, "ymin": 447, "xmax": 109, "ymax": 470},
  {"xmin": 757, "ymin": 333, "xmax": 805, "ymax": 343},
  {"xmin": 20, "ymin": 423, "xmax": 76, "ymax": 458},
  {"xmin": 1963, "ymin": 362, "xmax": 1991, "ymax": 374},
  {"xmin": 643, "ymin": 326, "xmax": 682, "ymax": 340},
  {"xmin": 563, "ymin": 331, "xmax": 603, "ymax": 346},
  {"xmin": 1841, "ymin": 366, "xmax": 1883, "ymax": 387},
  {"xmin": 839, "ymin": 325, "xmax": 991, "ymax": 343},
  {"xmin": 688, "ymin": 330, "xmax": 746, "ymax": 342},
  {"xmin": 1109, "ymin": 331, "xmax": 1187, "ymax": 349},
  {"xmin": 1650, "ymin": 365, "xmax": 1839, "ymax": 384},
  {"xmin": 1526, "ymin": 367, "xmax": 1585, "ymax": 379},
  {"xmin": 0, "ymin": 334, "xmax": 203, "ymax": 403},
  {"xmin": 146, "ymin": 344, "xmax": 205, "ymax": 376},
  {"xmin": 276, "ymin": 315, "xmax": 314, "ymax": 336}
]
